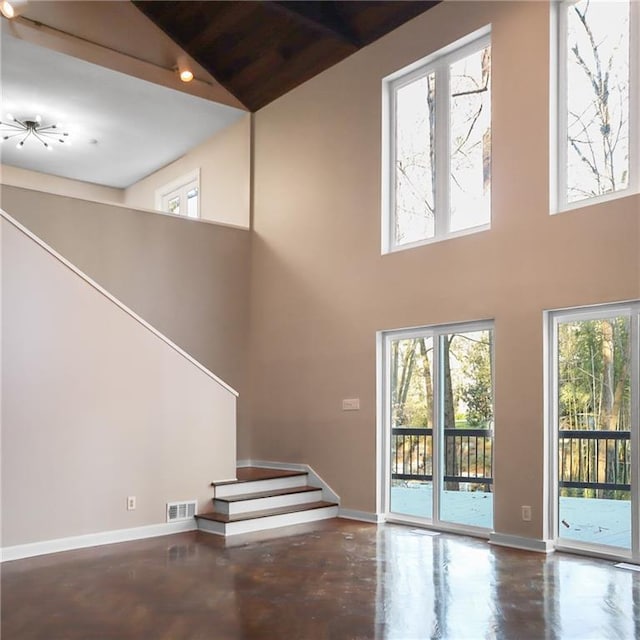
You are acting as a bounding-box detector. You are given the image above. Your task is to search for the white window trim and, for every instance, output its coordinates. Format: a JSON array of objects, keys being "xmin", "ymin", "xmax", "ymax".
[
  {"xmin": 552, "ymin": 0, "xmax": 640, "ymax": 214},
  {"xmin": 377, "ymin": 318, "xmax": 495, "ymax": 537},
  {"xmin": 154, "ymin": 169, "xmax": 201, "ymax": 218},
  {"xmin": 545, "ymin": 300, "xmax": 640, "ymax": 563},
  {"xmin": 382, "ymin": 26, "xmax": 492, "ymax": 254}
]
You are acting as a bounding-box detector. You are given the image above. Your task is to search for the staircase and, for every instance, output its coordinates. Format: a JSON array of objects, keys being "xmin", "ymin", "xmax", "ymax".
[{"xmin": 196, "ymin": 467, "xmax": 339, "ymax": 536}]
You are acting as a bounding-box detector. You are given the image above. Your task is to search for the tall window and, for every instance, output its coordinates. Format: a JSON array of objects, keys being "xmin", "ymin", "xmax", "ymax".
[
  {"xmin": 549, "ymin": 302, "xmax": 639, "ymax": 558},
  {"xmin": 556, "ymin": 0, "xmax": 639, "ymax": 209},
  {"xmin": 383, "ymin": 29, "xmax": 491, "ymax": 253},
  {"xmin": 382, "ymin": 321, "xmax": 495, "ymax": 532},
  {"xmin": 155, "ymin": 169, "xmax": 200, "ymax": 219}
]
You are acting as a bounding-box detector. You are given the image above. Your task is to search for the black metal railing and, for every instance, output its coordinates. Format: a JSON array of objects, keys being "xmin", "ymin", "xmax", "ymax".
[
  {"xmin": 391, "ymin": 427, "xmax": 493, "ymax": 490},
  {"xmin": 558, "ymin": 430, "xmax": 631, "ymax": 492}
]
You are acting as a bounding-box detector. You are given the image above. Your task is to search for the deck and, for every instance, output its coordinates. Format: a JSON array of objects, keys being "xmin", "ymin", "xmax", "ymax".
[{"xmin": 391, "ymin": 483, "xmax": 631, "ymax": 548}]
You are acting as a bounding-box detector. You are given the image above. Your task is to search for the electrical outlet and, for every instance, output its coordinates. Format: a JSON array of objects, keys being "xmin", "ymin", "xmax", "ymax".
[
  {"xmin": 521, "ymin": 505, "xmax": 532, "ymax": 521},
  {"xmin": 127, "ymin": 496, "xmax": 136, "ymax": 511}
]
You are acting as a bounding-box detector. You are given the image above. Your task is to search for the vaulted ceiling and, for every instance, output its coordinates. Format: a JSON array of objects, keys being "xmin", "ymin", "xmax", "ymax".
[
  {"xmin": 133, "ymin": 1, "xmax": 440, "ymax": 112},
  {"xmin": 1, "ymin": 0, "xmax": 440, "ymax": 187}
]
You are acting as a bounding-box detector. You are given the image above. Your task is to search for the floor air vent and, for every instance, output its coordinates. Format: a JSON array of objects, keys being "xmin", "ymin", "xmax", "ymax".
[{"xmin": 167, "ymin": 500, "xmax": 197, "ymax": 522}]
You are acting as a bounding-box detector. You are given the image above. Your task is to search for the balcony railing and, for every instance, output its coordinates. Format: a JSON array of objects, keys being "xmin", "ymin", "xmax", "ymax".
[
  {"xmin": 558, "ymin": 430, "xmax": 631, "ymax": 492},
  {"xmin": 392, "ymin": 427, "xmax": 493, "ymax": 491},
  {"xmin": 392, "ymin": 428, "xmax": 632, "ymax": 495}
]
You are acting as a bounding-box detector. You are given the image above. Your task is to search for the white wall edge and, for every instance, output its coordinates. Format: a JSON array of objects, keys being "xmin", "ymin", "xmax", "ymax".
[
  {"xmin": 489, "ymin": 532, "xmax": 555, "ymax": 554},
  {"xmin": 338, "ymin": 509, "xmax": 383, "ymax": 524},
  {"xmin": 0, "ymin": 209, "xmax": 238, "ymax": 396},
  {"xmin": 237, "ymin": 459, "xmax": 340, "ymax": 504},
  {"xmin": 1, "ymin": 520, "xmax": 198, "ymax": 563}
]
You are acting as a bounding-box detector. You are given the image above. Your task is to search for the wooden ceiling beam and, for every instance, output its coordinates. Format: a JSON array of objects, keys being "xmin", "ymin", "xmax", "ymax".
[{"xmin": 268, "ymin": 1, "xmax": 361, "ymax": 49}]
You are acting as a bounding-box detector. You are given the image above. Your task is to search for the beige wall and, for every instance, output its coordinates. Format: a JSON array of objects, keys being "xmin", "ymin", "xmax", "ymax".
[
  {"xmin": 125, "ymin": 115, "xmax": 251, "ymax": 229},
  {"xmin": 249, "ymin": 1, "xmax": 640, "ymax": 540},
  {"xmin": 0, "ymin": 185, "xmax": 251, "ymax": 405},
  {"xmin": 1, "ymin": 216, "xmax": 236, "ymax": 546},
  {"xmin": 1, "ymin": 164, "xmax": 124, "ymax": 205}
]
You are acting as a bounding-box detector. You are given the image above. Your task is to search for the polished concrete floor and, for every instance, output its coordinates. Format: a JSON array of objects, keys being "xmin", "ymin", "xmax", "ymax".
[{"xmin": 2, "ymin": 519, "xmax": 640, "ymax": 639}]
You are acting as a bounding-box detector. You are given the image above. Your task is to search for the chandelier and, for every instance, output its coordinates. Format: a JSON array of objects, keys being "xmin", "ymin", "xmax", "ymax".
[{"xmin": 0, "ymin": 114, "xmax": 70, "ymax": 150}]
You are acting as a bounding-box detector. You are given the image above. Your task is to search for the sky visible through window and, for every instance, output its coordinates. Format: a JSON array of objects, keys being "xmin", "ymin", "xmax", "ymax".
[
  {"xmin": 566, "ymin": 0, "xmax": 629, "ymax": 203},
  {"xmin": 394, "ymin": 44, "xmax": 491, "ymax": 247}
]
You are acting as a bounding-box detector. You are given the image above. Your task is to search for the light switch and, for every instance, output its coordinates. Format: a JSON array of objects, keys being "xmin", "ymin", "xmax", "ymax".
[{"xmin": 342, "ymin": 398, "xmax": 360, "ymax": 411}]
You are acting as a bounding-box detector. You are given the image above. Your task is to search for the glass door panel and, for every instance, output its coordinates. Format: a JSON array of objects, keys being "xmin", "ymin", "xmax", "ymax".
[
  {"xmin": 556, "ymin": 315, "xmax": 632, "ymax": 549},
  {"xmin": 439, "ymin": 330, "xmax": 494, "ymax": 529},
  {"xmin": 389, "ymin": 336, "xmax": 434, "ymax": 519}
]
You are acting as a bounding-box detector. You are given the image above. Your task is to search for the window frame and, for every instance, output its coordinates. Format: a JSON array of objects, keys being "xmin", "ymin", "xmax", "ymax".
[
  {"xmin": 154, "ymin": 169, "xmax": 201, "ymax": 219},
  {"xmin": 377, "ymin": 318, "xmax": 495, "ymax": 534},
  {"xmin": 382, "ymin": 27, "xmax": 492, "ymax": 254},
  {"xmin": 553, "ymin": 0, "xmax": 640, "ymax": 214},
  {"xmin": 545, "ymin": 300, "xmax": 640, "ymax": 561}
]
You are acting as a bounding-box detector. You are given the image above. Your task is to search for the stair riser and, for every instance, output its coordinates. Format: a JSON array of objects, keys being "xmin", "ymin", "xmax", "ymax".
[
  {"xmin": 214, "ymin": 489, "xmax": 324, "ymax": 515},
  {"xmin": 215, "ymin": 475, "xmax": 307, "ymax": 498},
  {"xmin": 197, "ymin": 506, "xmax": 339, "ymax": 537}
]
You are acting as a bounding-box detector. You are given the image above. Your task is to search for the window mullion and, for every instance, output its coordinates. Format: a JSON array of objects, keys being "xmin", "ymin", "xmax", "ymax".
[
  {"xmin": 630, "ymin": 0, "xmax": 640, "ymax": 194},
  {"xmin": 556, "ymin": 2, "xmax": 569, "ymax": 212},
  {"xmin": 434, "ymin": 61, "xmax": 450, "ymax": 238}
]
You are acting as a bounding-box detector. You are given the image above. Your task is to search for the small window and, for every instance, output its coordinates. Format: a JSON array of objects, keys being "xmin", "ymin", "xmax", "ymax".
[
  {"xmin": 155, "ymin": 170, "xmax": 200, "ymax": 219},
  {"xmin": 383, "ymin": 29, "xmax": 491, "ymax": 253},
  {"xmin": 555, "ymin": 0, "xmax": 639, "ymax": 210}
]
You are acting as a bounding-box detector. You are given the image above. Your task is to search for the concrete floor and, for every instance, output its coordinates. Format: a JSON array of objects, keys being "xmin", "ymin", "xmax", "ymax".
[
  {"xmin": 391, "ymin": 483, "xmax": 631, "ymax": 548},
  {"xmin": 2, "ymin": 519, "xmax": 640, "ymax": 639}
]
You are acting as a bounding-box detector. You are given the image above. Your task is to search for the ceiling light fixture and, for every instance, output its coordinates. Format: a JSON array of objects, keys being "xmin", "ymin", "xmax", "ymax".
[
  {"xmin": 177, "ymin": 56, "xmax": 194, "ymax": 83},
  {"xmin": 0, "ymin": 0, "xmax": 28, "ymax": 19},
  {"xmin": 1, "ymin": 114, "xmax": 70, "ymax": 150}
]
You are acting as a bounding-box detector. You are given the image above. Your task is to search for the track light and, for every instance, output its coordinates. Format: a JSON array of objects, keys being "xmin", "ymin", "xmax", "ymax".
[
  {"xmin": 177, "ymin": 56, "xmax": 194, "ymax": 83},
  {"xmin": 0, "ymin": 0, "xmax": 29, "ymax": 19}
]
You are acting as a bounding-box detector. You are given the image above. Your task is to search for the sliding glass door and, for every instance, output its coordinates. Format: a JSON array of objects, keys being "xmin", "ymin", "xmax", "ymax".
[
  {"xmin": 550, "ymin": 303, "xmax": 639, "ymax": 558},
  {"xmin": 384, "ymin": 322, "xmax": 494, "ymax": 532}
]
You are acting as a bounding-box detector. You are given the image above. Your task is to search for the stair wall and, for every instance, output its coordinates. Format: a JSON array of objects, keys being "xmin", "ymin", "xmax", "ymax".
[{"xmin": 1, "ymin": 214, "xmax": 237, "ymax": 549}]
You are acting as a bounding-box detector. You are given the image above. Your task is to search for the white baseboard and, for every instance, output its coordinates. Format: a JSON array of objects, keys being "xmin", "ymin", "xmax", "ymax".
[
  {"xmin": 489, "ymin": 532, "xmax": 555, "ymax": 554},
  {"xmin": 338, "ymin": 508, "xmax": 383, "ymax": 524},
  {"xmin": 237, "ymin": 459, "xmax": 340, "ymax": 505},
  {"xmin": 1, "ymin": 520, "xmax": 198, "ymax": 563}
]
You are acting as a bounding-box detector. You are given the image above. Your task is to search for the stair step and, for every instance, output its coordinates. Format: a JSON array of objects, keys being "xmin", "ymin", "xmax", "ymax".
[
  {"xmin": 213, "ymin": 467, "xmax": 309, "ymax": 498},
  {"xmin": 196, "ymin": 501, "xmax": 339, "ymax": 537},
  {"xmin": 214, "ymin": 467, "xmax": 307, "ymax": 485},
  {"xmin": 199, "ymin": 500, "xmax": 337, "ymax": 524},
  {"xmin": 213, "ymin": 486, "xmax": 323, "ymax": 515}
]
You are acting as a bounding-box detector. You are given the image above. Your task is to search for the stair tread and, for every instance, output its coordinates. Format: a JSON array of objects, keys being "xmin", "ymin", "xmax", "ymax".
[
  {"xmin": 212, "ymin": 467, "xmax": 307, "ymax": 487},
  {"xmin": 215, "ymin": 485, "xmax": 321, "ymax": 503},
  {"xmin": 196, "ymin": 500, "xmax": 338, "ymax": 524}
]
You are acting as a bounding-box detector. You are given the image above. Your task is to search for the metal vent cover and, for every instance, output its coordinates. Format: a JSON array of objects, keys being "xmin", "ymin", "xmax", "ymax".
[{"xmin": 166, "ymin": 500, "xmax": 197, "ymax": 522}]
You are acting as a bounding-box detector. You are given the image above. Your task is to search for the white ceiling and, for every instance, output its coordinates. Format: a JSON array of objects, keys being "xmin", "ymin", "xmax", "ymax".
[{"xmin": 0, "ymin": 24, "xmax": 246, "ymax": 189}]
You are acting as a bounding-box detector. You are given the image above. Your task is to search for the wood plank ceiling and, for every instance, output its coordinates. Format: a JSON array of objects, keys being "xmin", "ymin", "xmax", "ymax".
[{"xmin": 132, "ymin": 1, "xmax": 440, "ymax": 112}]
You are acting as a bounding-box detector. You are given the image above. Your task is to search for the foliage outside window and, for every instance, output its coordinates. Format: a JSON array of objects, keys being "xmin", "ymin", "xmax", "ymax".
[
  {"xmin": 155, "ymin": 170, "xmax": 200, "ymax": 219},
  {"xmin": 387, "ymin": 322, "xmax": 494, "ymax": 528},
  {"xmin": 383, "ymin": 30, "xmax": 491, "ymax": 253},
  {"xmin": 551, "ymin": 302, "xmax": 639, "ymax": 551},
  {"xmin": 557, "ymin": 0, "xmax": 638, "ymax": 208}
]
